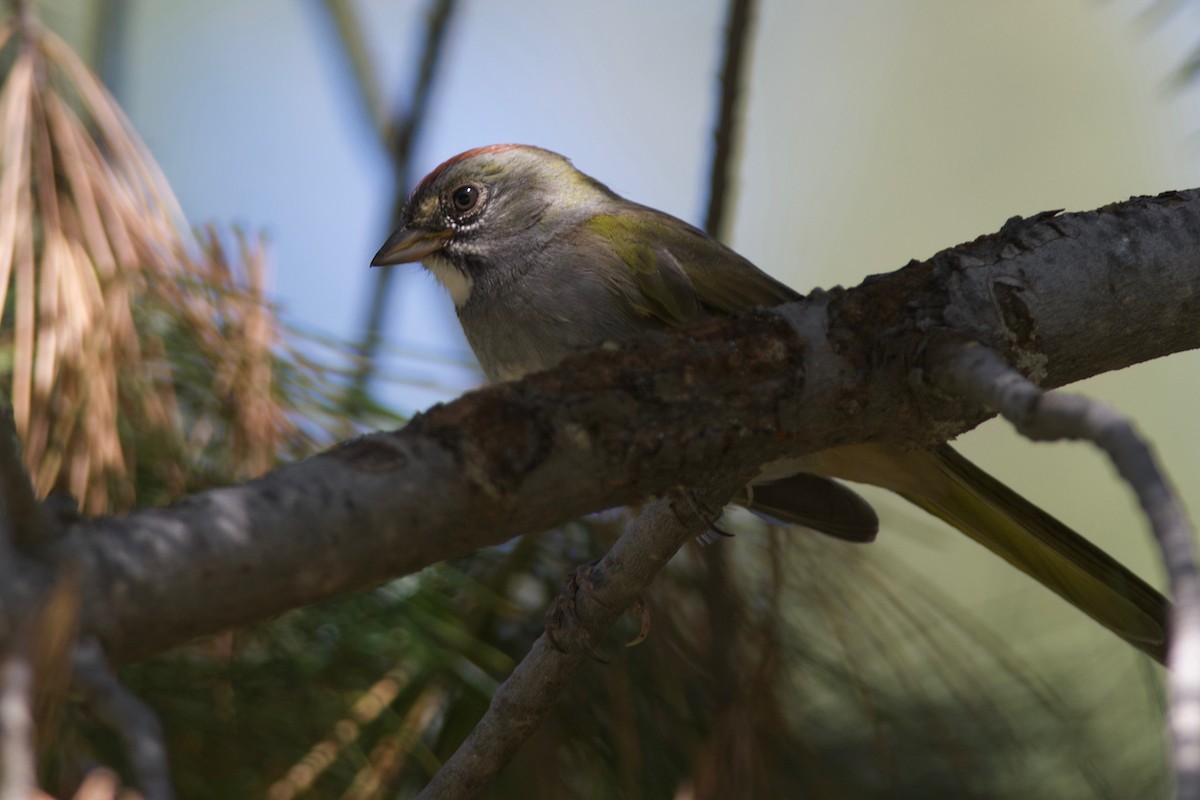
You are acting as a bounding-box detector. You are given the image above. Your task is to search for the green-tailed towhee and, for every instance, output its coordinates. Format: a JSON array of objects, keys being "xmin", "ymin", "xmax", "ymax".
[{"xmin": 372, "ymin": 144, "xmax": 1168, "ymax": 662}]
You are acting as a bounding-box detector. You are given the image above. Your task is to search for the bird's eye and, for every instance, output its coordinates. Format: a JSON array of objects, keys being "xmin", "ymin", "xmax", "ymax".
[{"xmin": 450, "ymin": 184, "xmax": 481, "ymax": 215}]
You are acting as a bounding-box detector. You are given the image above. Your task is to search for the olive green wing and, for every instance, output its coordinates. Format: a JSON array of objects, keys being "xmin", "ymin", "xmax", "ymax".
[
  {"xmin": 585, "ymin": 206, "xmax": 800, "ymax": 326},
  {"xmin": 583, "ymin": 206, "xmax": 881, "ymax": 543}
]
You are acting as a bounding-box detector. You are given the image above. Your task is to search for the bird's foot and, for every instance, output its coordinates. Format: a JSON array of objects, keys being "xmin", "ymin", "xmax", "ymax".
[
  {"xmin": 674, "ymin": 488, "xmax": 734, "ymax": 545},
  {"xmin": 545, "ymin": 560, "xmax": 652, "ymax": 658},
  {"xmin": 545, "ymin": 559, "xmax": 608, "ymax": 660}
]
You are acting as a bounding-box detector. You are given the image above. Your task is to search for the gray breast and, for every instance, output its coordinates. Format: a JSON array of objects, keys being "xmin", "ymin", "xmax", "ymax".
[{"xmin": 456, "ymin": 264, "xmax": 646, "ymax": 383}]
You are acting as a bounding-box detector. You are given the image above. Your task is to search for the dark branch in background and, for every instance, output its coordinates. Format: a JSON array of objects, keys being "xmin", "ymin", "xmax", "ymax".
[
  {"xmin": 317, "ymin": 0, "xmax": 388, "ymax": 135},
  {"xmin": 88, "ymin": 0, "xmax": 129, "ymax": 99},
  {"xmin": 415, "ymin": 485, "xmax": 747, "ymax": 800},
  {"xmin": 316, "ymin": 0, "xmax": 459, "ymax": 416},
  {"xmin": 379, "ymin": 0, "xmax": 456, "ymax": 166},
  {"xmin": 703, "ymin": 0, "xmax": 755, "ymax": 242},
  {"xmin": 5, "ymin": 0, "xmax": 27, "ymax": 34},
  {"xmin": 928, "ymin": 339, "xmax": 1200, "ymax": 799},
  {"xmin": 73, "ymin": 638, "xmax": 174, "ymax": 800},
  {"xmin": 697, "ymin": 2, "xmax": 758, "ymax": 797},
  {"xmin": 0, "ymin": 397, "xmax": 59, "ymax": 620},
  {"xmin": 0, "ymin": 403, "xmax": 49, "ymax": 550}
]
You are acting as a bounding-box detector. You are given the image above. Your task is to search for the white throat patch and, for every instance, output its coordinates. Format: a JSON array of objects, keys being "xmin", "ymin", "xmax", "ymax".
[{"xmin": 423, "ymin": 255, "xmax": 474, "ymax": 307}]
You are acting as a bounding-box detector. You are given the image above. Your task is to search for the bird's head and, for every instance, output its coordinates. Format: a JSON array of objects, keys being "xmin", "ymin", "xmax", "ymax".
[{"xmin": 371, "ymin": 144, "xmax": 614, "ymax": 305}]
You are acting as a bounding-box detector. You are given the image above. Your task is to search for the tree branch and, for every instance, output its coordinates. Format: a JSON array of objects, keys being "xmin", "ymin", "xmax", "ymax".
[
  {"xmin": 703, "ymin": 0, "xmax": 755, "ymax": 241},
  {"xmin": 316, "ymin": 0, "xmax": 388, "ymax": 137},
  {"xmin": 416, "ymin": 484, "xmax": 745, "ymax": 799},
  {"xmin": 73, "ymin": 638, "xmax": 173, "ymax": 800},
  {"xmin": 928, "ymin": 337, "xmax": 1200, "ymax": 798},
  {"xmin": 333, "ymin": 0, "xmax": 459, "ymax": 413},
  {"xmin": 33, "ymin": 188, "xmax": 1200, "ymax": 668},
  {"xmin": 698, "ymin": 3, "xmax": 761, "ymax": 795}
]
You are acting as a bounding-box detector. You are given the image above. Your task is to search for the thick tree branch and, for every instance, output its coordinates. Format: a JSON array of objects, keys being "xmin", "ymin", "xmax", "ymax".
[{"xmin": 32, "ymin": 188, "xmax": 1200, "ymax": 666}]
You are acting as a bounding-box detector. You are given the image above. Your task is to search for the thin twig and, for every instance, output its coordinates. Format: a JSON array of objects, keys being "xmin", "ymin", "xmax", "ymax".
[
  {"xmin": 697, "ymin": 2, "xmax": 757, "ymax": 791},
  {"xmin": 929, "ymin": 337, "xmax": 1200, "ymax": 800},
  {"xmin": 703, "ymin": 0, "xmax": 756, "ymax": 241},
  {"xmin": 74, "ymin": 638, "xmax": 174, "ymax": 800},
  {"xmin": 332, "ymin": 0, "xmax": 459, "ymax": 415},
  {"xmin": 7, "ymin": 0, "xmax": 31, "ymax": 36},
  {"xmin": 382, "ymin": 0, "xmax": 456, "ymax": 166},
  {"xmin": 0, "ymin": 651, "xmax": 35, "ymax": 800},
  {"xmin": 87, "ymin": 0, "xmax": 128, "ymax": 99},
  {"xmin": 416, "ymin": 483, "xmax": 744, "ymax": 799},
  {"xmin": 317, "ymin": 0, "xmax": 387, "ymax": 135}
]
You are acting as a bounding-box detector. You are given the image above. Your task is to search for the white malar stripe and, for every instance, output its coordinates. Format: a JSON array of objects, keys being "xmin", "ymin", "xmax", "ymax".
[{"xmin": 424, "ymin": 257, "xmax": 474, "ymax": 307}]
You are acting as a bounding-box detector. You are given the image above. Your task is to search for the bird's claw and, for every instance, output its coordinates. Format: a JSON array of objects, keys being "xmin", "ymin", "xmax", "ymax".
[
  {"xmin": 625, "ymin": 595, "xmax": 651, "ymax": 648},
  {"xmin": 544, "ymin": 560, "xmax": 653, "ymax": 658},
  {"xmin": 673, "ymin": 488, "xmax": 734, "ymax": 545}
]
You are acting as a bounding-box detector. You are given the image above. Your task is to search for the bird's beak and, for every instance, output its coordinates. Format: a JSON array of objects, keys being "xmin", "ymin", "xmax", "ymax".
[{"xmin": 370, "ymin": 226, "xmax": 453, "ymax": 267}]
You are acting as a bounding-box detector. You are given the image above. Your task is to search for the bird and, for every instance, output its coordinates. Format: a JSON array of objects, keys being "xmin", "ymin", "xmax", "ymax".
[{"xmin": 372, "ymin": 143, "xmax": 1169, "ymax": 663}]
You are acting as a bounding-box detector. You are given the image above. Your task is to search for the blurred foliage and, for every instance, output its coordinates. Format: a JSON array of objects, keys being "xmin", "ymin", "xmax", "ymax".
[
  {"xmin": 0, "ymin": 6, "xmax": 342, "ymax": 514},
  {"xmin": 119, "ymin": 520, "xmax": 1168, "ymax": 799},
  {"xmin": 0, "ymin": 1, "xmax": 1170, "ymax": 798}
]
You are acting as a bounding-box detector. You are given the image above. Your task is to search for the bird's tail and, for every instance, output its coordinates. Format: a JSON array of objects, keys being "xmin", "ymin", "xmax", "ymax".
[{"xmin": 901, "ymin": 444, "xmax": 1168, "ymax": 664}]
